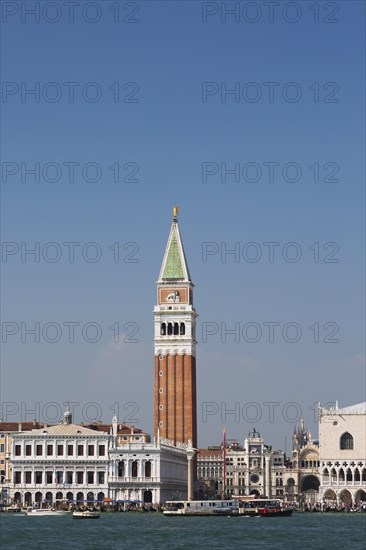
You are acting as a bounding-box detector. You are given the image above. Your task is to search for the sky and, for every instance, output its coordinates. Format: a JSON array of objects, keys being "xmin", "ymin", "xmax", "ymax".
[{"xmin": 1, "ymin": 0, "xmax": 365, "ymax": 452}]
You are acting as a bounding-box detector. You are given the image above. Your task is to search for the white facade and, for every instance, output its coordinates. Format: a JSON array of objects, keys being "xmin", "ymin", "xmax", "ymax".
[
  {"xmin": 109, "ymin": 437, "xmax": 188, "ymax": 504},
  {"xmin": 198, "ymin": 431, "xmax": 279, "ymax": 499},
  {"xmin": 10, "ymin": 416, "xmax": 110, "ymax": 507},
  {"xmin": 319, "ymin": 402, "xmax": 366, "ymax": 505}
]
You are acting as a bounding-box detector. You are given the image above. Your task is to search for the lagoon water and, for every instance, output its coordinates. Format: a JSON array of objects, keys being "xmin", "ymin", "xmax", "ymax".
[{"xmin": 1, "ymin": 512, "xmax": 366, "ymax": 550}]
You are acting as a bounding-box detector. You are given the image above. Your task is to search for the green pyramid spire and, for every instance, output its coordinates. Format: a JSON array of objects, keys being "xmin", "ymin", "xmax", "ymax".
[
  {"xmin": 158, "ymin": 208, "xmax": 191, "ymax": 283},
  {"xmin": 162, "ymin": 230, "xmax": 184, "ymax": 279}
]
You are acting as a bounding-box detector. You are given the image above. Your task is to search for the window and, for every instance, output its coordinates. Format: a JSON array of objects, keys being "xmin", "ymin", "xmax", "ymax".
[
  {"xmin": 36, "ymin": 445, "xmax": 42, "ymax": 456},
  {"xmin": 77, "ymin": 445, "xmax": 84, "ymax": 456},
  {"xmin": 88, "ymin": 445, "xmax": 94, "ymax": 456},
  {"xmin": 99, "ymin": 445, "xmax": 105, "ymax": 456},
  {"xmin": 47, "ymin": 445, "xmax": 53, "ymax": 456},
  {"xmin": 145, "ymin": 461, "xmax": 151, "ymax": 478},
  {"xmin": 98, "ymin": 472, "xmax": 105, "ymax": 484},
  {"xmin": 131, "ymin": 461, "xmax": 138, "ymax": 478},
  {"xmin": 340, "ymin": 432, "xmax": 354, "ymax": 450},
  {"xmin": 77, "ymin": 472, "xmax": 84, "ymax": 484},
  {"xmin": 57, "ymin": 445, "xmax": 64, "ymax": 456},
  {"xmin": 67, "ymin": 445, "xmax": 73, "ymax": 456},
  {"xmin": 118, "ymin": 461, "xmax": 125, "ymax": 477},
  {"xmin": 35, "ymin": 471, "xmax": 42, "ymax": 484},
  {"xmin": 66, "ymin": 472, "xmax": 73, "ymax": 484},
  {"xmin": 14, "ymin": 471, "xmax": 21, "ymax": 484},
  {"xmin": 87, "ymin": 471, "xmax": 94, "ymax": 484},
  {"xmin": 25, "ymin": 472, "xmax": 32, "ymax": 484},
  {"xmin": 15, "ymin": 445, "xmax": 21, "ymax": 456},
  {"xmin": 46, "ymin": 472, "xmax": 53, "ymax": 484},
  {"xmin": 0, "ymin": 444, "xmax": 4, "ymax": 453},
  {"xmin": 25, "ymin": 445, "xmax": 32, "ymax": 456},
  {"xmin": 56, "ymin": 471, "xmax": 63, "ymax": 483}
]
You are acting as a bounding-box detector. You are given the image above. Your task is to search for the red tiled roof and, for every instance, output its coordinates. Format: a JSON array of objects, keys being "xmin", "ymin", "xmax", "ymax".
[
  {"xmin": 197, "ymin": 448, "xmax": 222, "ymax": 459},
  {"xmin": 0, "ymin": 422, "xmax": 45, "ymax": 433}
]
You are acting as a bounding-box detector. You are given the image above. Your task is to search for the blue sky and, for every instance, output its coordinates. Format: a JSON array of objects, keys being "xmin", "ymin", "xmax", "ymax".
[{"xmin": 1, "ymin": 1, "xmax": 365, "ymax": 451}]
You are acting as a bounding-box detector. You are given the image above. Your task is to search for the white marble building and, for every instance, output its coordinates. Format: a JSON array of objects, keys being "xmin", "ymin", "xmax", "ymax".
[
  {"xmin": 319, "ymin": 402, "xmax": 366, "ymax": 506},
  {"xmin": 9, "ymin": 409, "xmax": 110, "ymax": 507},
  {"xmin": 108, "ymin": 418, "xmax": 188, "ymax": 504}
]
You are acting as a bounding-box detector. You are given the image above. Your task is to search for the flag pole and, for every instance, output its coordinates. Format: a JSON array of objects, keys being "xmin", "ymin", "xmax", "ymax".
[{"xmin": 222, "ymin": 428, "xmax": 226, "ymax": 499}]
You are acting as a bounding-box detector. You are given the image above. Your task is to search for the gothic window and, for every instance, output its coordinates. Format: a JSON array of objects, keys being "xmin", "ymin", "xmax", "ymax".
[
  {"xmin": 346, "ymin": 468, "xmax": 352, "ymax": 482},
  {"xmin": 354, "ymin": 469, "xmax": 360, "ymax": 482},
  {"xmin": 131, "ymin": 461, "xmax": 138, "ymax": 478},
  {"xmin": 161, "ymin": 323, "xmax": 166, "ymax": 336},
  {"xmin": 145, "ymin": 461, "xmax": 151, "ymax": 478},
  {"xmin": 118, "ymin": 461, "xmax": 125, "ymax": 477},
  {"xmin": 180, "ymin": 323, "xmax": 185, "ymax": 335},
  {"xmin": 174, "ymin": 323, "xmax": 179, "ymax": 335},
  {"xmin": 340, "ymin": 432, "xmax": 354, "ymax": 450}
]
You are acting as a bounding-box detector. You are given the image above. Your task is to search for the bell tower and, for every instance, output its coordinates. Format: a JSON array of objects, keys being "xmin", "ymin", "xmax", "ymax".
[{"xmin": 154, "ymin": 207, "xmax": 197, "ymax": 447}]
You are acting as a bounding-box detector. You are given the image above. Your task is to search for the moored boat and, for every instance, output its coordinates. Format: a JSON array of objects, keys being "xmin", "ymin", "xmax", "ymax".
[
  {"xmin": 25, "ymin": 507, "xmax": 71, "ymax": 517},
  {"xmin": 163, "ymin": 499, "xmax": 239, "ymax": 516},
  {"xmin": 237, "ymin": 497, "xmax": 293, "ymax": 517},
  {"xmin": 2, "ymin": 505, "xmax": 26, "ymax": 515},
  {"xmin": 73, "ymin": 510, "xmax": 101, "ymax": 519},
  {"xmin": 258, "ymin": 504, "xmax": 293, "ymax": 517}
]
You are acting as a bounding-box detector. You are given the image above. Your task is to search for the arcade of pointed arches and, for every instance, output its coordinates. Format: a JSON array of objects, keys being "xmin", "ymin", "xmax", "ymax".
[{"xmin": 321, "ymin": 460, "xmax": 366, "ymax": 485}]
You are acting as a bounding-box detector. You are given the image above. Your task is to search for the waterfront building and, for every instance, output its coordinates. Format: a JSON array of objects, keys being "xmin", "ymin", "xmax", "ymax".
[
  {"xmin": 8, "ymin": 408, "xmax": 110, "ymax": 507},
  {"xmin": 196, "ymin": 447, "xmax": 223, "ymax": 498},
  {"xmin": 154, "ymin": 207, "xmax": 197, "ymax": 448},
  {"xmin": 283, "ymin": 420, "xmax": 320, "ymax": 505},
  {"xmin": 318, "ymin": 402, "xmax": 366, "ymax": 506},
  {"xmin": 0, "ymin": 421, "xmax": 45, "ymax": 504},
  {"xmin": 197, "ymin": 430, "xmax": 282, "ymax": 499},
  {"xmin": 108, "ymin": 417, "xmax": 188, "ymax": 504}
]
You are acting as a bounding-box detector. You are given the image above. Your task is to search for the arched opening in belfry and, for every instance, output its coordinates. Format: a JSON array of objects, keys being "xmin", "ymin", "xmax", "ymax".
[
  {"xmin": 161, "ymin": 323, "xmax": 166, "ymax": 335},
  {"xmin": 174, "ymin": 323, "xmax": 179, "ymax": 335},
  {"xmin": 167, "ymin": 323, "xmax": 173, "ymax": 336},
  {"xmin": 180, "ymin": 322, "xmax": 185, "ymax": 335}
]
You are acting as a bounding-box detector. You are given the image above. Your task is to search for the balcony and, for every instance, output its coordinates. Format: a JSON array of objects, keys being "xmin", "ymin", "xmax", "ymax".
[{"xmin": 108, "ymin": 477, "xmax": 159, "ymax": 484}]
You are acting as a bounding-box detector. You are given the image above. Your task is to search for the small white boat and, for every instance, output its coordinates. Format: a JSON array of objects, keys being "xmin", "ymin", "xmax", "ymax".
[
  {"xmin": 2, "ymin": 505, "xmax": 26, "ymax": 515},
  {"xmin": 25, "ymin": 507, "xmax": 71, "ymax": 517},
  {"xmin": 73, "ymin": 510, "xmax": 100, "ymax": 519}
]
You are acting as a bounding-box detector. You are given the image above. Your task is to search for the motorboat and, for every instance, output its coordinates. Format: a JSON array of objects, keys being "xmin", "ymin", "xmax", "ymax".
[
  {"xmin": 237, "ymin": 497, "xmax": 293, "ymax": 517},
  {"xmin": 163, "ymin": 499, "xmax": 239, "ymax": 516},
  {"xmin": 25, "ymin": 507, "xmax": 71, "ymax": 517}
]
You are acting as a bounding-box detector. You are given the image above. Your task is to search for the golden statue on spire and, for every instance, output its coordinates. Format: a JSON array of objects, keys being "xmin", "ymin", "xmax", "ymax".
[{"xmin": 173, "ymin": 206, "xmax": 179, "ymax": 221}]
